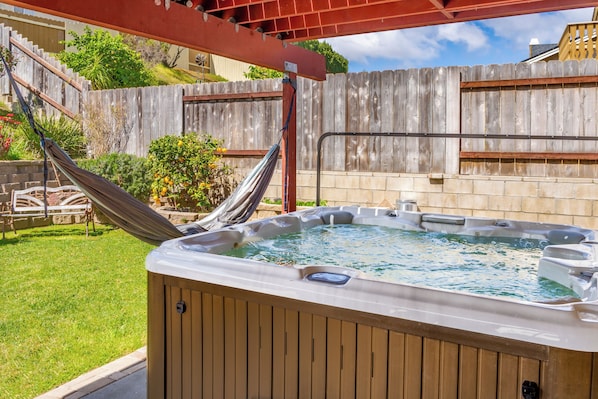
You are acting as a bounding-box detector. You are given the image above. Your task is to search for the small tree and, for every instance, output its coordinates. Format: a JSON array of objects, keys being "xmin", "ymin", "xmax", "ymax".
[
  {"xmin": 244, "ymin": 39, "xmax": 348, "ymax": 80},
  {"xmin": 296, "ymin": 40, "xmax": 348, "ymax": 74},
  {"xmin": 57, "ymin": 27, "xmax": 156, "ymax": 89},
  {"xmin": 148, "ymin": 133, "xmax": 234, "ymax": 212},
  {"xmin": 244, "ymin": 65, "xmax": 283, "ymax": 80}
]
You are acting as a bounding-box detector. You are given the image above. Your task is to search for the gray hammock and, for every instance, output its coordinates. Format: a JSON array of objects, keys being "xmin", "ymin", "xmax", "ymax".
[
  {"xmin": 44, "ymin": 138, "xmax": 279, "ymax": 245},
  {"xmin": 1, "ymin": 53, "xmax": 281, "ymax": 245}
]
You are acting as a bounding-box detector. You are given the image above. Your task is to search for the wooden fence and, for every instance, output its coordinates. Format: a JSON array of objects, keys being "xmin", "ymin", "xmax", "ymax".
[
  {"xmin": 460, "ymin": 60, "xmax": 598, "ymax": 177},
  {"xmin": 87, "ymin": 60, "xmax": 598, "ymax": 178},
  {"xmin": 0, "ymin": 24, "xmax": 88, "ymax": 120}
]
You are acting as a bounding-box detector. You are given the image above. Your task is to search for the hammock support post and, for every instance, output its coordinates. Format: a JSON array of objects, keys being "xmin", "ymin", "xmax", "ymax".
[{"xmin": 281, "ymin": 61, "xmax": 297, "ymax": 214}]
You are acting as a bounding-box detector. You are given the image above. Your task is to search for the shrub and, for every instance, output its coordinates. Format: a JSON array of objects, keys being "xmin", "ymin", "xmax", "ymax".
[
  {"xmin": 83, "ymin": 102, "xmax": 132, "ymax": 156},
  {"xmin": 148, "ymin": 133, "xmax": 234, "ymax": 212},
  {"xmin": 78, "ymin": 153, "xmax": 152, "ymax": 202},
  {"xmin": 16, "ymin": 114, "xmax": 86, "ymax": 159},
  {"xmin": 58, "ymin": 27, "xmax": 156, "ymax": 89}
]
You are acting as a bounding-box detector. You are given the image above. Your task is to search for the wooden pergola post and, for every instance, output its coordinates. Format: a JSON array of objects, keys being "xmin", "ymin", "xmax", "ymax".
[{"xmin": 281, "ymin": 61, "xmax": 297, "ymax": 214}]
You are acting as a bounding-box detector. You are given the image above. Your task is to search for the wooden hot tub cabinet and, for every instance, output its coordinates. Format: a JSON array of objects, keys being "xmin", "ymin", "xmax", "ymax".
[{"xmin": 147, "ymin": 272, "xmax": 598, "ymax": 399}]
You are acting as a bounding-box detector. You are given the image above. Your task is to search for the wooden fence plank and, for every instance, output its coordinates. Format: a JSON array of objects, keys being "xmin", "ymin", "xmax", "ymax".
[
  {"xmin": 514, "ymin": 63, "xmax": 532, "ymax": 176},
  {"xmin": 405, "ymin": 68, "xmax": 420, "ymax": 174},
  {"xmin": 431, "ymin": 67, "xmax": 447, "ymax": 174},
  {"xmin": 484, "ymin": 64, "xmax": 501, "ymax": 175},
  {"xmin": 546, "ymin": 61, "xmax": 564, "ymax": 176},
  {"xmin": 0, "ymin": 27, "xmax": 9, "ymax": 95},
  {"xmin": 445, "ymin": 66, "xmax": 461, "ymax": 174},
  {"xmin": 346, "ymin": 72, "xmax": 360, "ymax": 171},
  {"xmin": 369, "ymin": 70, "xmax": 382, "ymax": 172},
  {"xmin": 529, "ymin": 62, "xmax": 548, "ymax": 176},
  {"xmin": 309, "ymin": 78, "xmax": 322, "ymax": 170},
  {"xmin": 418, "ymin": 68, "xmax": 432, "ymax": 172},
  {"xmin": 332, "ymin": 73, "xmax": 347, "ymax": 171},
  {"xmin": 563, "ymin": 60, "xmax": 581, "ymax": 177},
  {"xmin": 379, "ymin": 70, "xmax": 395, "ymax": 172}
]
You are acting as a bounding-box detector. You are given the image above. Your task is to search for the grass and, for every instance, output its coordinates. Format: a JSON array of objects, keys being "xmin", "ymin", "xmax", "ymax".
[
  {"xmin": 152, "ymin": 63, "xmax": 227, "ymax": 85},
  {"xmin": 0, "ymin": 224, "xmax": 154, "ymax": 399}
]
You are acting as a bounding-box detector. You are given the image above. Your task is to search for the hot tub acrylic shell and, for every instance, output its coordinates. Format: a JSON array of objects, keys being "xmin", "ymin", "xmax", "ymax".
[{"xmin": 146, "ymin": 206, "xmax": 598, "ymax": 399}]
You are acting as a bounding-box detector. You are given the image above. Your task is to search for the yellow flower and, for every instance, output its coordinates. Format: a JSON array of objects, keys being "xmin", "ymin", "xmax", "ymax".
[
  {"xmin": 163, "ymin": 176, "xmax": 169, "ymax": 183},
  {"xmin": 177, "ymin": 140, "xmax": 183, "ymax": 147}
]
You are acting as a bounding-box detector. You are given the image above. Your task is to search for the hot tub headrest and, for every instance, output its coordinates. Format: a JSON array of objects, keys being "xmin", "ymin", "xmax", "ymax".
[
  {"xmin": 547, "ymin": 229, "xmax": 586, "ymax": 245},
  {"xmin": 320, "ymin": 210, "xmax": 354, "ymax": 225}
]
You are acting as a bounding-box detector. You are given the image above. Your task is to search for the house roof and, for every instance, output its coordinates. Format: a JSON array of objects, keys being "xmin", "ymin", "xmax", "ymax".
[
  {"xmin": 522, "ymin": 43, "xmax": 559, "ymax": 63},
  {"xmin": 1, "ymin": 0, "xmax": 596, "ymax": 80},
  {"xmin": 529, "ymin": 43, "xmax": 559, "ymax": 58}
]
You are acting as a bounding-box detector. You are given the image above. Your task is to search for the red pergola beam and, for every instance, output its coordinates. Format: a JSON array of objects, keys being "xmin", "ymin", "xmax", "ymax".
[{"xmin": 0, "ymin": 0, "xmax": 326, "ymax": 80}]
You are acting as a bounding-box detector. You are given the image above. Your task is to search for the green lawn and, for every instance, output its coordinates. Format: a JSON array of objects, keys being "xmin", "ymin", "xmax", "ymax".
[{"xmin": 0, "ymin": 224, "xmax": 154, "ymax": 399}]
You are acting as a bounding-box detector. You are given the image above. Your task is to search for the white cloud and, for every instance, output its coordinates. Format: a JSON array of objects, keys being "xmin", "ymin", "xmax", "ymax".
[
  {"xmin": 325, "ymin": 23, "xmax": 489, "ymax": 68},
  {"xmin": 481, "ymin": 8, "xmax": 594, "ymax": 48},
  {"xmin": 326, "ymin": 27, "xmax": 444, "ymax": 66},
  {"xmin": 436, "ymin": 23, "xmax": 488, "ymax": 51}
]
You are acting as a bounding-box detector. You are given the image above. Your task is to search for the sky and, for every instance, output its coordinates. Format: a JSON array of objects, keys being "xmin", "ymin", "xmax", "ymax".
[{"xmin": 325, "ymin": 7, "xmax": 595, "ymax": 72}]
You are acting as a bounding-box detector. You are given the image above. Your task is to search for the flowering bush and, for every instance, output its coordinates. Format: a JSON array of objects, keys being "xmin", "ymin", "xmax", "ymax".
[
  {"xmin": 0, "ymin": 113, "xmax": 20, "ymax": 159},
  {"xmin": 148, "ymin": 133, "xmax": 234, "ymax": 212}
]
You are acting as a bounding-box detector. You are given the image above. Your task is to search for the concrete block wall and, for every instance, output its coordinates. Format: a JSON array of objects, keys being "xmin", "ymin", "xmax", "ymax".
[
  {"xmin": 5, "ymin": 161, "xmax": 598, "ymax": 232},
  {"xmin": 0, "ymin": 160, "xmax": 72, "ymax": 199},
  {"xmin": 261, "ymin": 170, "xmax": 598, "ymax": 231},
  {"xmin": 0, "ymin": 160, "xmax": 73, "ymax": 230}
]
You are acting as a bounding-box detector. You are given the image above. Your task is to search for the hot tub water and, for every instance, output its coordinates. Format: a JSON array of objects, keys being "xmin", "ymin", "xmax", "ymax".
[{"xmin": 225, "ymin": 224, "xmax": 578, "ymax": 302}]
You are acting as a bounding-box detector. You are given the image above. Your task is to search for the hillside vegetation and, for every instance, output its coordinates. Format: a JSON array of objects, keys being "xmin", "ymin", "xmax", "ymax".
[{"xmin": 152, "ymin": 63, "xmax": 227, "ymax": 85}]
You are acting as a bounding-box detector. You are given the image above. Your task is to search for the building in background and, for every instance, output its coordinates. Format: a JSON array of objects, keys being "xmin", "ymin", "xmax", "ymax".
[{"xmin": 525, "ymin": 7, "xmax": 598, "ymax": 63}]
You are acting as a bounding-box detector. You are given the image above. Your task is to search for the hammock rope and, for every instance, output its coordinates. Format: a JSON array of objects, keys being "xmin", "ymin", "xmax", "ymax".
[{"xmin": 1, "ymin": 53, "xmax": 50, "ymax": 217}]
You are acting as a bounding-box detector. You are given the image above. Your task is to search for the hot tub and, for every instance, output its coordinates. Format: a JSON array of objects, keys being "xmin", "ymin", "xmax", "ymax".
[{"xmin": 146, "ymin": 206, "xmax": 598, "ymax": 399}]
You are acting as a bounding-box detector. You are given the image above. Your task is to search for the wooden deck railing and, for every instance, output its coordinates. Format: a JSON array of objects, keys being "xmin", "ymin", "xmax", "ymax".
[{"xmin": 558, "ymin": 22, "xmax": 598, "ymax": 61}]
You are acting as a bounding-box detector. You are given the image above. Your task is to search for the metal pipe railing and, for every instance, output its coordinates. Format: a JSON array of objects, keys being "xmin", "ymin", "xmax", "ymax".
[{"xmin": 315, "ymin": 131, "xmax": 598, "ymax": 206}]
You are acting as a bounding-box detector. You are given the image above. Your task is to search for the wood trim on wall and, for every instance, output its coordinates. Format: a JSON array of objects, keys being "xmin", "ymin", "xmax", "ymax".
[
  {"xmin": 460, "ymin": 151, "xmax": 598, "ymax": 161},
  {"xmin": 460, "ymin": 75, "xmax": 598, "ymax": 90}
]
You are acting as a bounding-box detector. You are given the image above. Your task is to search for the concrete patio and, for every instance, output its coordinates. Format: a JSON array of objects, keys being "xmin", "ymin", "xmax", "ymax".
[{"xmin": 34, "ymin": 348, "xmax": 147, "ymax": 399}]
